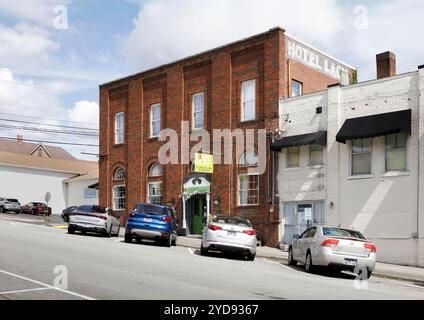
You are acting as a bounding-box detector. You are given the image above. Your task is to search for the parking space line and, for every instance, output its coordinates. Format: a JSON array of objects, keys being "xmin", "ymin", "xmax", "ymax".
[
  {"xmin": 188, "ymin": 248, "xmax": 194, "ymax": 255},
  {"xmin": 263, "ymin": 258, "xmax": 294, "ymax": 271},
  {"xmin": 0, "ymin": 287, "xmax": 52, "ymax": 295},
  {"xmin": 0, "ymin": 269, "xmax": 96, "ymax": 300}
]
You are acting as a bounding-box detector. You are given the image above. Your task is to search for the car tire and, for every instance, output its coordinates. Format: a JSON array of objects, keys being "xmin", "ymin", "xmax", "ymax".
[
  {"xmin": 247, "ymin": 253, "xmax": 256, "ymax": 261},
  {"xmin": 31, "ymin": 209, "xmax": 35, "ymax": 215},
  {"xmin": 366, "ymin": 270, "xmax": 373, "ymax": 279},
  {"xmin": 200, "ymin": 244, "xmax": 208, "ymax": 256},
  {"xmin": 68, "ymin": 226, "xmax": 75, "ymax": 234},
  {"xmin": 171, "ymin": 234, "xmax": 177, "ymax": 246},
  {"xmin": 305, "ymin": 251, "xmax": 314, "ymax": 273},
  {"xmin": 124, "ymin": 233, "xmax": 132, "ymax": 243},
  {"xmin": 105, "ymin": 225, "xmax": 112, "ymax": 238},
  {"xmin": 288, "ymin": 247, "xmax": 297, "ymax": 266},
  {"xmin": 114, "ymin": 225, "xmax": 120, "ymax": 237},
  {"xmin": 163, "ymin": 236, "xmax": 172, "ymax": 248},
  {"xmin": 0, "ymin": 206, "xmax": 4, "ymax": 213}
]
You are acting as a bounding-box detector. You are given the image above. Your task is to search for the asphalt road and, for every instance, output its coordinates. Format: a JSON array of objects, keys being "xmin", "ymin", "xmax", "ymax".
[{"xmin": 0, "ymin": 215, "xmax": 424, "ymax": 300}]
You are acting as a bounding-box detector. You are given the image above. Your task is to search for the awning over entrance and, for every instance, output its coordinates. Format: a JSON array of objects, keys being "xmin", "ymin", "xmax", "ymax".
[
  {"xmin": 88, "ymin": 182, "xmax": 99, "ymax": 190},
  {"xmin": 270, "ymin": 131, "xmax": 327, "ymax": 151},
  {"xmin": 336, "ymin": 109, "xmax": 411, "ymax": 144}
]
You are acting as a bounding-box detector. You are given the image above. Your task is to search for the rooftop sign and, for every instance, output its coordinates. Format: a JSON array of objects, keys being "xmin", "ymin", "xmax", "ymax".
[{"xmin": 286, "ymin": 36, "xmax": 353, "ymax": 85}]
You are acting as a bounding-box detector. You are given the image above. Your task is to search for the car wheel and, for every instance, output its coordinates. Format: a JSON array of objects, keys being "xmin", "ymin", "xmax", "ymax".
[
  {"xmin": 31, "ymin": 209, "xmax": 35, "ymax": 215},
  {"xmin": 171, "ymin": 234, "xmax": 177, "ymax": 246},
  {"xmin": 68, "ymin": 226, "xmax": 75, "ymax": 234},
  {"xmin": 305, "ymin": 251, "xmax": 314, "ymax": 273},
  {"xmin": 105, "ymin": 225, "xmax": 112, "ymax": 238},
  {"xmin": 163, "ymin": 236, "xmax": 172, "ymax": 247},
  {"xmin": 0, "ymin": 206, "xmax": 4, "ymax": 213},
  {"xmin": 124, "ymin": 233, "xmax": 132, "ymax": 243},
  {"xmin": 366, "ymin": 270, "xmax": 373, "ymax": 279},
  {"xmin": 288, "ymin": 247, "xmax": 297, "ymax": 266},
  {"xmin": 200, "ymin": 244, "xmax": 208, "ymax": 256},
  {"xmin": 114, "ymin": 224, "xmax": 120, "ymax": 237},
  {"xmin": 247, "ymin": 253, "xmax": 256, "ymax": 261}
]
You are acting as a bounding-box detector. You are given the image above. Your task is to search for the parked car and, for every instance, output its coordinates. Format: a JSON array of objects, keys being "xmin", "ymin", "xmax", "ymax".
[
  {"xmin": 0, "ymin": 198, "xmax": 21, "ymax": 214},
  {"xmin": 68, "ymin": 205, "xmax": 120, "ymax": 237},
  {"xmin": 288, "ymin": 225, "xmax": 377, "ymax": 278},
  {"xmin": 61, "ymin": 206, "xmax": 77, "ymax": 222},
  {"xmin": 125, "ymin": 203, "xmax": 178, "ymax": 247},
  {"xmin": 201, "ymin": 215, "xmax": 257, "ymax": 261},
  {"xmin": 21, "ymin": 202, "xmax": 52, "ymax": 216}
]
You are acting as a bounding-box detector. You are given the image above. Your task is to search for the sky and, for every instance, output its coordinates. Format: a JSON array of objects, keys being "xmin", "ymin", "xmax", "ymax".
[{"xmin": 0, "ymin": 0, "xmax": 423, "ymax": 160}]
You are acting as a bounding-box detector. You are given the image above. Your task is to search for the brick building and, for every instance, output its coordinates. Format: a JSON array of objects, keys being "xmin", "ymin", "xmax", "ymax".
[{"xmin": 99, "ymin": 27, "xmax": 355, "ymax": 246}]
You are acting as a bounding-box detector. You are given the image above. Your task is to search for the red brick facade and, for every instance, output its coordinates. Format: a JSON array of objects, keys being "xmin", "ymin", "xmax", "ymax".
[{"xmin": 99, "ymin": 27, "xmax": 345, "ymax": 246}]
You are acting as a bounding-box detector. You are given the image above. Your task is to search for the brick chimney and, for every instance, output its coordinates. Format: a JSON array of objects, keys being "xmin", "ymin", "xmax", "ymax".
[
  {"xmin": 376, "ymin": 51, "xmax": 396, "ymax": 79},
  {"xmin": 17, "ymin": 134, "xmax": 23, "ymax": 144}
]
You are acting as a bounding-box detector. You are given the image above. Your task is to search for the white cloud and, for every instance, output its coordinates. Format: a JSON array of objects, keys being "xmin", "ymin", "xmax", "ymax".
[
  {"xmin": 67, "ymin": 100, "xmax": 99, "ymax": 126},
  {"xmin": 0, "ymin": 23, "xmax": 59, "ymax": 66},
  {"xmin": 122, "ymin": 0, "xmax": 424, "ymax": 81},
  {"xmin": 122, "ymin": 0, "xmax": 343, "ymax": 70},
  {"xmin": 0, "ymin": 0, "xmax": 71, "ymax": 27}
]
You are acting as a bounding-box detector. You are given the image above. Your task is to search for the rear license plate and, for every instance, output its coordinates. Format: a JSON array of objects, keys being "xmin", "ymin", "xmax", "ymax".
[
  {"xmin": 143, "ymin": 218, "xmax": 153, "ymax": 223},
  {"xmin": 227, "ymin": 231, "xmax": 237, "ymax": 236},
  {"xmin": 344, "ymin": 258, "xmax": 358, "ymax": 266}
]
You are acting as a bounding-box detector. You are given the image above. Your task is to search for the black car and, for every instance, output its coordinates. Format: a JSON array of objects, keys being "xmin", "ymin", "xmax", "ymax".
[{"xmin": 61, "ymin": 206, "xmax": 77, "ymax": 222}]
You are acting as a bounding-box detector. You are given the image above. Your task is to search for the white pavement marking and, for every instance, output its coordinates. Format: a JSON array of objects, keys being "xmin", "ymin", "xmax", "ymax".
[
  {"xmin": 0, "ymin": 269, "xmax": 96, "ymax": 300},
  {"xmin": 0, "ymin": 287, "xmax": 52, "ymax": 295},
  {"xmin": 188, "ymin": 248, "xmax": 194, "ymax": 255},
  {"xmin": 263, "ymin": 258, "xmax": 294, "ymax": 271}
]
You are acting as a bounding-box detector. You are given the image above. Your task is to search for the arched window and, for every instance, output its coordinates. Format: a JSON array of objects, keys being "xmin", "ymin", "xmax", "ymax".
[
  {"xmin": 149, "ymin": 163, "xmax": 162, "ymax": 177},
  {"xmin": 239, "ymin": 151, "xmax": 258, "ymax": 167},
  {"xmin": 114, "ymin": 167, "xmax": 126, "ymax": 180}
]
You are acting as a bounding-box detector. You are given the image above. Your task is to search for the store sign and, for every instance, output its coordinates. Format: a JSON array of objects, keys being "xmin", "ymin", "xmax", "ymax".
[
  {"xmin": 194, "ymin": 153, "xmax": 214, "ymax": 174},
  {"xmin": 286, "ymin": 36, "xmax": 352, "ymax": 85},
  {"xmin": 304, "ymin": 208, "xmax": 313, "ymax": 220},
  {"xmin": 184, "ymin": 175, "xmax": 211, "ymax": 196}
]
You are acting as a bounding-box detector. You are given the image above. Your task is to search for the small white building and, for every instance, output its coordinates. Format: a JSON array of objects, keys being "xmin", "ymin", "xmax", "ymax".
[
  {"xmin": 0, "ymin": 137, "xmax": 98, "ymax": 213},
  {"xmin": 272, "ymin": 54, "xmax": 424, "ymax": 267}
]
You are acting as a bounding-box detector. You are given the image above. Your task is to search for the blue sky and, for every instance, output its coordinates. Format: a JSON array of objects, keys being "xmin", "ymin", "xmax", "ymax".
[{"xmin": 0, "ymin": 0, "xmax": 423, "ymax": 159}]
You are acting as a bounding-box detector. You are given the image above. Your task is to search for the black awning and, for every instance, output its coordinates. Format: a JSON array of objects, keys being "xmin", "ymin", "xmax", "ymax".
[
  {"xmin": 336, "ymin": 109, "xmax": 411, "ymax": 144},
  {"xmin": 88, "ymin": 182, "xmax": 99, "ymax": 190},
  {"xmin": 270, "ymin": 131, "xmax": 327, "ymax": 151}
]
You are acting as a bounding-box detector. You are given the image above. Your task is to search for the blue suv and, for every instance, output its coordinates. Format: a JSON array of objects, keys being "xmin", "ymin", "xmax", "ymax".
[{"xmin": 125, "ymin": 203, "xmax": 178, "ymax": 247}]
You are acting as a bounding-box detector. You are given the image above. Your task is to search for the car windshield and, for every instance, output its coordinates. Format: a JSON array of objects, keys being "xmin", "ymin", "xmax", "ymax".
[
  {"xmin": 76, "ymin": 205, "xmax": 107, "ymax": 213},
  {"xmin": 323, "ymin": 227, "xmax": 366, "ymax": 240},
  {"xmin": 212, "ymin": 216, "xmax": 252, "ymax": 228},
  {"xmin": 134, "ymin": 204, "xmax": 167, "ymax": 215},
  {"xmin": 6, "ymin": 199, "xmax": 19, "ymax": 203},
  {"xmin": 33, "ymin": 203, "xmax": 45, "ymax": 206}
]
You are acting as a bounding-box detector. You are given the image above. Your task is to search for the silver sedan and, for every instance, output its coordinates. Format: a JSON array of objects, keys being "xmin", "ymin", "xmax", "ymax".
[
  {"xmin": 201, "ymin": 215, "xmax": 257, "ymax": 261},
  {"xmin": 288, "ymin": 225, "xmax": 377, "ymax": 278}
]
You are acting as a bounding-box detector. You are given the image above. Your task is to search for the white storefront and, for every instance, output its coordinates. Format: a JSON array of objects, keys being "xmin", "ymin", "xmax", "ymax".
[{"xmin": 273, "ymin": 66, "xmax": 424, "ymax": 266}]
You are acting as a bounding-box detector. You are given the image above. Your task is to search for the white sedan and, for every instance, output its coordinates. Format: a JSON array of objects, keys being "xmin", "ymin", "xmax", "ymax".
[
  {"xmin": 68, "ymin": 205, "xmax": 120, "ymax": 237},
  {"xmin": 201, "ymin": 215, "xmax": 257, "ymax": 261},
  {"xmin": 288, "ymin": 225, "xmax": 377, "ymax": 278}
]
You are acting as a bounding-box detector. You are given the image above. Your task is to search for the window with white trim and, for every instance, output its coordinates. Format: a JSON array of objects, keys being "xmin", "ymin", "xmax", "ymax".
[
  {"xmin": 150, "ymin": 103, "xmax": 161, "ymax": 137},
  {"xmin": 115, "ymin": 112, "xmax": 124, "ymax": 144},
  {"xmin": 309, "ymin": 144, "xmax": 323, "ymax": 166},
  {"xmin": 192, "ymin": 93, "xmax": 204, "ymax": 130},
  {"xmin": 238, "ymin": 174, "xmax": 259, "ymax": 206},
  {"xmin": 149, "ymin": 163, "xmax": 163, "ymax": 177},
  {"xmin": 148, "ymin": 182, "xmax": 163, "ymax": 205},
  {"xmin": 352, "ymin": 138, "xmax": 372, "ymax": 175},
  {"xmin": 114, "ymin": 167, "xmax": 126, "ymax": 180},
  {"xmin": 291, "ymin": 80, "xmax": 303, "ymax": 97},
  {"xmin": 113, "ymin": 185, "xmax": 126, "ymax": 210},
  {"xmin": 239, "ymin": 151, "xmax": 259, "ymax": 167},
  {"xmin": 385, "ymin": 133, "xmax": 407, "ymax": 172},
  {"xmin": 241, "ymin": 80, "xmax": 256, "ymax": 121},
  {"xmin": 287, "ymin": 146, "xmax": 300, "ymax": 168}
]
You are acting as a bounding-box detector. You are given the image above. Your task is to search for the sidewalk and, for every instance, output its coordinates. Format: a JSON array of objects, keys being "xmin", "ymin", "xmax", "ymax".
[{"xmin": 176, "ymin": 236, "xmax": 424, "ymax": 284}]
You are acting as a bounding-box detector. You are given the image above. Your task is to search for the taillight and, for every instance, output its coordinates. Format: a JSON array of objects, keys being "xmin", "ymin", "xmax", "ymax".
[
  {"xmin": 163, "ymin": 216, "xmax": 172, "ymax": 223},
  {"xmin": 321, "ymin": 239, "xmax": 339, "ymax": 248},
  {"xmin": 364, "ymin": 243, "xmax": 377, "ymax": 253},
  {"xmin": 129, "ymin": 211, "xmax": 135, "ymax": 217},
  {"xmin": 243, "ymin": 229, "xmax": 256, "ymax": 236},
  {"xmin": 208, "ymin": 224, "xmax": 222, "ymax": 231}
]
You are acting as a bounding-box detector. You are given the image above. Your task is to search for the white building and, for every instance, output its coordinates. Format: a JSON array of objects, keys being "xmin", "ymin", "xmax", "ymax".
[
  {"xmin": 272, "ymin": 54, "xmax": 424, "ymax": 267},
  {"xmin": 0, "ymin": 137, "xmax": 98, "ymax": 213}
]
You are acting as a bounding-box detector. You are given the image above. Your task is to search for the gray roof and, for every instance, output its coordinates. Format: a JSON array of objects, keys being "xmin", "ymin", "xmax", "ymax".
[{"xmin": 0, "ymin": 138, "xmax": 76, "ymax": 161}]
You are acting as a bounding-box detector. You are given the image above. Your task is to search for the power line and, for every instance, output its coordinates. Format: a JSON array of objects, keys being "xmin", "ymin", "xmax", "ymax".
[
  {"xmin": 0, "ymin": 117, "xmax": 99, "ymax": 131},
  {"xmin": 0, "ymin": 124, "xmax": 99, "ymax": 137},
  {"xmin": 0, "ymin": 110, "xmax": 98, "ymax": 127},
  {"xmin": 0, "ymin": 136, "xmax": 99, "ymax": 147}
]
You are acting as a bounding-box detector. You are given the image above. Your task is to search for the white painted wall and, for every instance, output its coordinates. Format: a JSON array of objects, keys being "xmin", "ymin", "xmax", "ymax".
[
  {"xmin": 277, "ymin": 70, "xmax": 423, "ymax": 266},
  {"xmin": 66, "ymin": 179, "xmax": 98, "ymax": 207},
  {"xmin": 0, "ymin": 165, "xmax": 73, "ymax": 214}
]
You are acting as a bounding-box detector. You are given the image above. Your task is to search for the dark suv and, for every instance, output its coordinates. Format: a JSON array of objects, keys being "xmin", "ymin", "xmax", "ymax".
[{"xmin": 0, "ymin": 198, "xmax": 21, "ymax": 214}]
